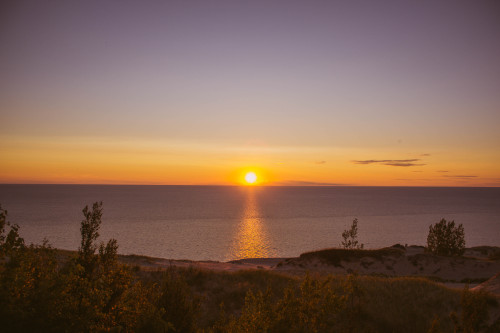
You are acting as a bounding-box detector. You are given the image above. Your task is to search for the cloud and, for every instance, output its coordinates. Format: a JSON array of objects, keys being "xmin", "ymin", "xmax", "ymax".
[
  {"xmin": 442, "ymin": 175, "xmax": 478, "ymax": 179},
  {"xmin": 352, "ymin": 159, "xmax": 419, "ymax": 164},
  {"xmin": 436, "ymin": 170, "xmax": 449, "ymax": 173},
  {"xmin": 384, "ymin": 162, "xmax": 426, "ymax": 167},
  {"xmin": 352, "ymin": 159, "xmax": 425, "ymax": 167},
  {"xmin": 274, "ymin": 180, "xmax": 348, "ymax": 186},
  {"xmin": 420, "ymin": 153, "xmax": 431, "ymax": 156},
  {"xmin": 315, "ymin": 160, "xmax": 326, "ymax": 165}
]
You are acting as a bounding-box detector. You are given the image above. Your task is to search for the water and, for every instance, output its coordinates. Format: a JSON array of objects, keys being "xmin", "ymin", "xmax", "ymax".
[{"xmin": 0, "ymin": 185, "xmax": 499, "ymax": 261}]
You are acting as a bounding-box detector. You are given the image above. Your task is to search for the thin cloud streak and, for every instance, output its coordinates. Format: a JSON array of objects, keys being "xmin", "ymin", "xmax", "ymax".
[
  {"xmin": 384, "ymin": 162, "xmax": 426, "ymax": 167},
  {"xmin": 352, "ymin": 159, "xmax": 425, "ymax": 167},
  {"xmin": 274, "ymin": 180, "xmax": 348, "ymax": 186},
  {"xmin": 442, "ymin": 175, "xmax": 478, "ymax": 179}
]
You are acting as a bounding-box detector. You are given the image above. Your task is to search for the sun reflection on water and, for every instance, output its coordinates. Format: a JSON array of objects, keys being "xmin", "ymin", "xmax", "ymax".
[{"xmin": 228, "ymin": 189, "xmax": 276, "ymax": 260}]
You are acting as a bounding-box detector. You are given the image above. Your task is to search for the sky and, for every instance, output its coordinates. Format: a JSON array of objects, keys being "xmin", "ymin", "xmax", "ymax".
[{"xmin": 1, "ymin": 0, "xmax": 499, "ymax": 186}]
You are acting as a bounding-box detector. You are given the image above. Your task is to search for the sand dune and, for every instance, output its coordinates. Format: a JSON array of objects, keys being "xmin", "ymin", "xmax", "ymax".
[{"xmin": 120, "ymin": 245, "xmax": 500, "ymax": 289}]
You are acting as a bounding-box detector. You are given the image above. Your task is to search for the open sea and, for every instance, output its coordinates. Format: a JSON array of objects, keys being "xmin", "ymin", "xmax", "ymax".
[{"xmin": 0, "ymin": 185, "xmax": 499, "ymax": 261}]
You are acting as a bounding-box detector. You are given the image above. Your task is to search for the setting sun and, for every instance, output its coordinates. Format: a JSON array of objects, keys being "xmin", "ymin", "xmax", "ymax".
[{"xmin": 245, "ymin": 172, "xmax": 257, "ymax": 184}]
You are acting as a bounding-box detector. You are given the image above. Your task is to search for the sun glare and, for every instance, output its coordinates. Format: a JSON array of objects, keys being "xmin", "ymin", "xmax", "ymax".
[{"xmin": 245, "ymin": 172, "xmax": 257, "ymax": 184}]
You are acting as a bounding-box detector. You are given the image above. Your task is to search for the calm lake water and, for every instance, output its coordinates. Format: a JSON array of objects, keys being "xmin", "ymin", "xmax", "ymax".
[{"xmin": 0, "ymin": 185, "xmax": 499, "ymax": 261}]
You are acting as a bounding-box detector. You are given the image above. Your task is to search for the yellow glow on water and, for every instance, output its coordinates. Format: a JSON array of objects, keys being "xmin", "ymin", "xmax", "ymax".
[{"xmin": 229, "ymin": 189, "xmax": 275, "ymax": 260}]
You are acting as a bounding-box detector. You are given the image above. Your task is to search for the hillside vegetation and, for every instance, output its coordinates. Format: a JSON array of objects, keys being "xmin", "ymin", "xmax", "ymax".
[{"xmin": 1, "ymin": 202, "xmax": 499, "ymax": 332}]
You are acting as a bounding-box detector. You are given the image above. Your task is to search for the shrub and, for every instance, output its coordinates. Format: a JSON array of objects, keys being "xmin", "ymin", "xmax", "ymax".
[
  {"xmin": 0, "ymin": 240, "xmax": 58, "ymax": 332},
  {"xmin": 450, "ymin": 285, "xmax": 494, "ymax": 333},
  {"xmin": 225, "ymin": 274, "xmax": 351, "ymax": 333},
  {"xmin": 156, "ymin": 267, "xmax": 200, "ymax": 333},
  {"xmin": 54, "ymin": 201, "xmax": 154, "ymax": 332},
  {"xmin": 0, "ymin": 204, "xmax": 25, "ymax": 256},
  {"xmin": 300, "ymin": 247, "xmax": 404, "ymax": 267},
  {"xmin": 341, "ymin": 218, "xmax": 364, "ymax": 249},
  {"xmin": 426, "ymin": 219, "xmax": 465, "ymax": 256}
]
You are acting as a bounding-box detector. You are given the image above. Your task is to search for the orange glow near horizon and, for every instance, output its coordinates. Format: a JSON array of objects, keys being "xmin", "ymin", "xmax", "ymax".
[{"xmin": 0, "ymin": 135, "xmax": 499, "ymax": 187}]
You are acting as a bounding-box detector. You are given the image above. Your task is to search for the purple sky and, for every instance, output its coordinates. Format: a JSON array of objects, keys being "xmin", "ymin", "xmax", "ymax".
[{"xmin": 1, "ymin": 0, "xmax": 499, "ymax": 185}]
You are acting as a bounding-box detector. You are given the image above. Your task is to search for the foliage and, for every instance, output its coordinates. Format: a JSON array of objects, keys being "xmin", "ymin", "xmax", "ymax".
[
  {"xmin": 54, "ymin": 201, "xmax": 155, "ymax": 332},
  {"xmin": 341, "ymin": 218, "xmax": 364, "ymax": 249},
  {"xmin": 300, "ymin": 247, "xmax": 404, "ymax": 267},
  {"xmin": 0, "ymin": 204, "xmax": 25, "ymax": 257},
  {"xmin": 0, "ymin": 202, "xmax": 159, "ymax": 332},
  {"xmin": 427, "ymin": 218, "xmax": 465, "ymax": 256},
  {"xmin": 450, "ymin": 285, "xmax": 495, "ymax": 333},
  {"xmin": 156, "ymin": 267, "xmax": 201, "ymax": 333},
  {"xmin": 218, "ymin": 274, "xmax": 364, "ymax": 333},
  {"xmin": 2, "ymin": 202, "xmax": 500, "ymax": 332},
  {"xmin": 0, "ymin": 240, "xmax": 58, "ymax": 332},
  {"xmin": 427, "ymin": 316, "xmax": 441, "ymax": 333},
  {"xmin": 78, "ymin": 201, "xmax": 104, "ymax": 278}
]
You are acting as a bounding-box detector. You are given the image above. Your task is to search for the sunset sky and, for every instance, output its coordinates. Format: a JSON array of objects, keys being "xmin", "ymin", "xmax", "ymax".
[{"xmin": 1, "ymin": 0, "xmax": 499, "ymax": 186}]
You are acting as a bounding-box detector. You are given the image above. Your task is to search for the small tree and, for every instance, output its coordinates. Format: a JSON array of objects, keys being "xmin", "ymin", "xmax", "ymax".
[
  {"xmin": 57, "ymin": 201, "xmax": 149, "ymax": 331},
  {"xmin": 0, "ymin": 204, "xmax": 25, "ymax": 256},
  {"xmin": 341, "ymin": 218, "xmax": 364, "ymax": 249},
  {"xmin": 427, "ymin": 218, "xmax": 465, "ymax": 256},
  {"xmin": 78, "ymin": 201, "xmax": 103, "ymax": 277}
]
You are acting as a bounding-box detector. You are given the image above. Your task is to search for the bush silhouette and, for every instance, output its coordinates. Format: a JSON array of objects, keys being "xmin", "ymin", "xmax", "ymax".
[
  {"xmin": 426, "ymin": 218, "xmax": 465, "ymax": 256},
  {"xmin": 0, "ymin": 204, "xmax": 24, "ymax": 256},
  {"xmin": 341, "ymin": 218, "xmax": 364, "ymax": 249}
]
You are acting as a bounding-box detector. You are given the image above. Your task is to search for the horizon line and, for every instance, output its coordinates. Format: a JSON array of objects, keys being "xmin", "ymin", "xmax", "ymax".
[{"xmin": 1, "ymin": 183, "xmax": 499, "ymax": 188}]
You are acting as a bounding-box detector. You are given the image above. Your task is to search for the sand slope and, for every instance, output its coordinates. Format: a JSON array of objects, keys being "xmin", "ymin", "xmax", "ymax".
[
  {"xmin": 273, "ymin": 246, "xmax": 500, "ymax": 283},
  {"xmin": 119, "ymin": 246, "xmax": 500, "ymax": 285},
  {"xmin": 473, "ymin": 272, "xmax": 500, "ymax": 297}
]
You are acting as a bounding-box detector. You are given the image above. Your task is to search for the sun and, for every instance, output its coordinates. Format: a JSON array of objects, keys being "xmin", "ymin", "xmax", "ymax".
[{"xmin": 245, "ymin": 172, "xmax": 257, "ymax": 184}]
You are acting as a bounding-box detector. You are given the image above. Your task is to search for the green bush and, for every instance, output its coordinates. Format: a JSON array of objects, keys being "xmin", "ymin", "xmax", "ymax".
[{"xmin": 426, "ymin": 218, "xmax": 465, "ymax": 256}]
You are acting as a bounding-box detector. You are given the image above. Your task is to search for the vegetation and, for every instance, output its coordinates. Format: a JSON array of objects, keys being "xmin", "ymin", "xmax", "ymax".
[
  {"xmin": 300, "ymin": 247, "xmax": 404, "ymax": 267},
  {"xmin": 0, "ymin": 204, "xmax": 25, "ymax": 256},
  {"xmin": 0, "ymin": 202, "xmax": 160, "ymax": 332},
  {"xmin": 1, "ymin": 204, "xmax": 498, "ymax": 332},
  {"xmin": 427, "ymin": 218, "xmax": 466, "ymax": 256},
  {"xmin": 450, "ymin": 286, "xmax": 496, "ymax": 333},
  {"xmin": 341, "ymin": 218, "xmax": 364, "ymax": 249}
]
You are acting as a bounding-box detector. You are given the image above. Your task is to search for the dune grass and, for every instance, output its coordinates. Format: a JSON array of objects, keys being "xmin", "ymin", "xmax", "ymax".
[
  {"xmin": 299, "ymin": 247, "xmax": 405, "ymax": 267},
  {"xmin": 131, "ymin": 265, "xmax": 498, "ymax": 332}
]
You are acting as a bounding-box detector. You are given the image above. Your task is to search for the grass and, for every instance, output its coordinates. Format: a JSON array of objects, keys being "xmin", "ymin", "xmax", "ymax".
[
  {"xmin": 136, "ymin": 266, "xmax": 498, "ymax": 332},
  {"xmin": 138, "ymin": 266, "xmax": 296, "ymax": 328},
  {"xmin": 357, "ymin": 276, "xmax": 462, "ymax": 332},
  {"xmin": 299, "ymin": 247, "xmax": 405, "ymax": 267},
  {"xmin": 4, "ymin": 245, "xmax": 499, "ymax": 332},
  {"xmin": 47, "ymin": 247, "xmax": 500, "ymax": 331}
]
